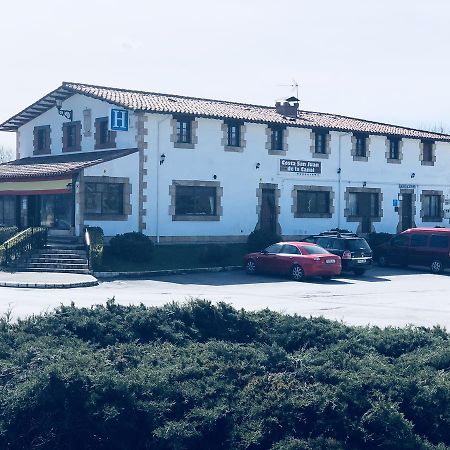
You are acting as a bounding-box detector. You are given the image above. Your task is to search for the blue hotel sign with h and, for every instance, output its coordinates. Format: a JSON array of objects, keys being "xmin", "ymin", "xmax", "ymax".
[{"xmin": 110, "ymin": 109, "xmax": 129, "ymax": 131}]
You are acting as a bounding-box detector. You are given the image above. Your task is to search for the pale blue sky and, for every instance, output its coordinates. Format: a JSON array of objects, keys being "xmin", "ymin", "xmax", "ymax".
[{"xmin": 1, "ymin": 0, "xmax": 449, "ymax": 152}]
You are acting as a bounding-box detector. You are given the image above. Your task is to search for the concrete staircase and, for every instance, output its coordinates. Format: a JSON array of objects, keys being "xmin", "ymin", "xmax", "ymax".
[{"xmin": 16, "ymin": 235, "xmax": 90, "ymax": 274}]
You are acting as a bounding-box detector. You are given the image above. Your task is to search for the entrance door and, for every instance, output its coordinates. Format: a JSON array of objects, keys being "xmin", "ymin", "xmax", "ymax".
[
  {"xmin": 260, "ymin": 188, "xmax": 276, "ymax": 234},
  {"xmin": 401, "ymin": 194, "xmax": 413, "ymax": 231},
  {"xmin": 40, "ymin": 194, "xmax": 73, "ymax": 230},
  {"xmin": 358, "ymin": 193, "xmax": 372, "ymax": 233}
]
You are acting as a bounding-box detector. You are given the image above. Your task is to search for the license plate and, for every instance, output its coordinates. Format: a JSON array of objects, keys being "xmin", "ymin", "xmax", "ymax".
[
  {"xmin": 326, "ymin": 259, "xmax": 336, "ymax": 264},
  {"xmin": 356, "ymin": 259, "xmax": 366, "ymax": 264}
]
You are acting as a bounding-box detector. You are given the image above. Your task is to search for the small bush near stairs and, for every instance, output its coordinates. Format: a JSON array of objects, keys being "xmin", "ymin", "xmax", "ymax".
[{"xmin": 109, "ymin": 232, "xmax": 154, "ymax": 262}]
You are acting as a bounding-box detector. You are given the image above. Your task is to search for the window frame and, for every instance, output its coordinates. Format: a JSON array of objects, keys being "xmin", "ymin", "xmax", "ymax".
[
  {"xmin": 297, "ymin": 190, "xmax": 330, "ymax": 215},
  {"xmin": 388, "ymin": 137, "xmax": 400, "ymax": 160},
  {"xmin": 315, "ymin": 131, "xmax": 328, "ymax": 154},
  {"xmin": 94, "ymin": 117, "xmax": 117, "ymax": 150},
  {"xmin": 354, "ymin": 134, "xmax": 367, "ymax": 157},
  {"xmin": 176, "ymin": 118, "xmax": 192, "ymax": 144},
  {"xmin": 270, "ymin": 126, "xmax": 284, "ymax": 151},
  {"xmin": 293, "ymin": 186, "xmax": 333, "ymax": 219},
  {"xmin": 422, "ymin": 194, "xmax": 443, "ymax": 222},
  {"xmin": 33, "ymin": 125, "xmax": 51, "ymax": 155},
  {"xmin": 62, "ymin": 121, "xmax": 82, "ymax": 152},
  {"xmin": 85, "ymin": 182, "xmax": 125, "ymax": 217},
  {"xmin": 227, "ymin": 122, "xmax": 241, "ymax": 147}
]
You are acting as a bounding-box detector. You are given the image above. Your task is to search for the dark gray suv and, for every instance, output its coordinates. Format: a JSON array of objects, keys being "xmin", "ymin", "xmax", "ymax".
[{"xmin": 305, "ymin": 231, "xmax": 373, "ymax": 276}]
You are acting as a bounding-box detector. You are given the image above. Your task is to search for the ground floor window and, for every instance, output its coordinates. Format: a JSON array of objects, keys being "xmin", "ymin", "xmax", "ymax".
[
  {"xmin": 348, "ymin": 192, "xmax": 380, "ymax": 218},
  {"xmin": 422, "ymin": 194, "xmax": 442, "ymax": 221},
  {"xmin": 0, "ymin": 196, "xmax": 16, "ymax": 226},
  {"xmin": 170, "ymin": 181, "xmax": 222, "ymax": 221},
  {"xmin": 293, "ymin": 185, "xmax": 333, "ymax": 218},
  {"xmin": 175, "ymin": 186, "xmax": 216, "ymax": 216},
  {"xmin": 85, "ymin": 182, "xmax": 124, "ymax": 216}
]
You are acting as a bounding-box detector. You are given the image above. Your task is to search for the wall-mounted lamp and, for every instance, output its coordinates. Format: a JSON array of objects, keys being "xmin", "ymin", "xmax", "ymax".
[
  {"xmin": 55, "ymin": 99, "xmax": 73, "ymax": 121},
  {"xmin": 256, "ymin": 162, "xmax": 260, "ymax": 169},
  {"xmin": 362, "ymin": 181, "xmax": 367, "ymax": 187},
  {"xmin": 337, "ymin": 168, "xmax": 341, "ymax": 174},
  {"xmin": 213, "ymin": 174, "xmax": 217, "ymax": 180},
  {"xmin": 159, "ymin": 153, "xmax": 166, "ymax": 165},
  {"xmin": 411, "ymin": 172, "xmax": 416, "ymax": 179},
  {"xmin": 66, "ymin": 182, "xmax": 73, "ymax": 191}
]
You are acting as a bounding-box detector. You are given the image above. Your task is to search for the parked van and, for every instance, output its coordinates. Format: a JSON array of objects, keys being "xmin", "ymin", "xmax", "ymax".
[{"xmin": 376, "ymin": 228, "xmax": 450, "ymax": 273}]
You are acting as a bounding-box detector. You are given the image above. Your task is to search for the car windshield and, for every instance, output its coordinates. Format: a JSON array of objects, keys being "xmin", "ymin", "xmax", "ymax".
[
  {"xmin": 302, "ymin": 245, "xmax": 329, "ymax": 255},
  {"xmin": 347, "ymin": 239, "xmax": 371, "ymax": 251}
]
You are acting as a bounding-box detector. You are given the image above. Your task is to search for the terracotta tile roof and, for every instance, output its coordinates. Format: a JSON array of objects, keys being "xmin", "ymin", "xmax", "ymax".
[
  {"xmin": 0, "ymin": 148, "xmax": 138, "ymax": 180},
  {"xmin": 1, "ymin": 81, "xmax": 450, "ymax": 142}
]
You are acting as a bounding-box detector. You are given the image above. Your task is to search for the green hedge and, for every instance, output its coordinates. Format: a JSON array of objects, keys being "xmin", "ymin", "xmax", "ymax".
[
  {"xmin": 247, "ymin": 229, "xmax": 282, "ymax": 252},
  {"xmin": 1, "ymin": 300, "xmax": 450, "ymax": 449},
  {"xmin": 109, "ymin": 232, "xmax": 154, "ymax": 262}
]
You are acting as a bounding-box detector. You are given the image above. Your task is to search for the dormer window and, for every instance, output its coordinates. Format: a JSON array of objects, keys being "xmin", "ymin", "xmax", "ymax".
[{"xmin": 33, "ymin": 125, "xmax": 51, "ymax": 155}]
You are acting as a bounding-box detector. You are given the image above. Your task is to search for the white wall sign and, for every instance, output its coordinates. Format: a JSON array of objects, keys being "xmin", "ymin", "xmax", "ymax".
[
  {"xmin": 110, "ymin": 109, "xmax": 129, "ymax": 131},
  {"xmin": 279, "ymin": 159, "xmax": 321, "ymax": 175},
  {"xmin": 399, "ymin": 184, "xmax": 416, "ymax": 189}
]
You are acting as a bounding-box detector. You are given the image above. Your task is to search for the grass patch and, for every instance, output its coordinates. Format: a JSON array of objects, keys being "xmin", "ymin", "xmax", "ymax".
[{"xmin": 99, "ymin": 243, "xmax": 248, "ymax": 271}]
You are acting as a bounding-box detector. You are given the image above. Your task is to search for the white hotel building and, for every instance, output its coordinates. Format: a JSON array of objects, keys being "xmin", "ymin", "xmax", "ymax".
[{"xmin": 0, "ymin": 82, "xmax": 449, "ymax": 242}]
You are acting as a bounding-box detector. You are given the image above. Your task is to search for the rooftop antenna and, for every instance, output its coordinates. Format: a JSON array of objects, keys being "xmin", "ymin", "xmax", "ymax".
[{"xmin": 277, "ymin": 79, "xmax": 299, "ymax": 100}]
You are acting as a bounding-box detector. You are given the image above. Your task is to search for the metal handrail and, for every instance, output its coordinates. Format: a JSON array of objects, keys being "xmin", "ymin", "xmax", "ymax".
[{"xmin": 0, "ymin": 227, "xmax": 48, "ymax": 267}]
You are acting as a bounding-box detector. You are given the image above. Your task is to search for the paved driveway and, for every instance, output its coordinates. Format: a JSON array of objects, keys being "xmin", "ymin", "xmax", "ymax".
[{"xmin": 1, "ymin": 266, "xmax": 449, "ymax": 328}]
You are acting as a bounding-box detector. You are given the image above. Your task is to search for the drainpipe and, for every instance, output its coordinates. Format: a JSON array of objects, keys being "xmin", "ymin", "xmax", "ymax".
[
  {"xmin": 337, "ymin": 132, "xmax": 351, "ymax": 229},
  {"xmin": 156, "ymin": 115, "xmax": 171, "ymax": 244}
]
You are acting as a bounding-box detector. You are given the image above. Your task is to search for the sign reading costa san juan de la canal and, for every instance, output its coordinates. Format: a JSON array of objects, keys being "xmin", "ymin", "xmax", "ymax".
[{"xmin": 279, "ymin": 159, "xmax": 321, "ymax": 175}]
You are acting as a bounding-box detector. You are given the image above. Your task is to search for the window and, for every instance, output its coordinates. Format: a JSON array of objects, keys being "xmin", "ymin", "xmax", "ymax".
[
  {"xmin": 95, "ymin": 117, "xmax": 116, "ymax": 149},
  {"xmin": 264, "ymin": 243, "xmax": 283, "ymax": 253},
  {"xmin": 348, "ymin": 192, "xmax": 380, "ymax": 217},
  {"xmin": 430, "ymin": 235, "xmax": 450, "ymax": 248},
  {"xmin": 423, "ymin": 194, "xmax": 442, "ymax": 220},
  {"xmin": 85, "ymin": 183, "xmax": 124, "ymax": 216},
  {"xmin": 315, "ymin": 131, "xmax": 328, "ymax": 154},
  {"xmin": 176, "ymin": 119, "xmax": 192, "ymax": 144},
  {"xmin": 0, "ymin": 196, "xmax": 15, "ymax": 226},
  {"xmin": 355, "ymin": 134, "xmax": 367, "ymax": 157},
  {"xmin": 33, "ymin": 125, "xmax": 51, "ymax": 154},
  {"xmin": 175, "ymin": 186, "xmax": 217, "ymax": 216},
  {"xmin": 422, "ymin": 141, "xmax": 434, "ymax": 162},
  {"xmin": 388, "ymin": 137, "xmax": 400, "ymax": 160},
  {"xmin": 62, "ymin": 121, "xmax": 81, "ymax": 152},
  {"xmin": 298, "ymin": 190, "xmax": 330, "ymax": 215},
  {"xmin": 410, "ymin": 234, "xmax": 428, "ymax": 247},
  {"xmin": 280, "ymin": 244, "xmax": 301, "ymax": 254},
  {"xmin": 227, "ymin": 123, "xmax": 241, "ymax": 147},
  {"xmin": 270, "ymin": 127, "xmax": 283, "ymax": 151}
]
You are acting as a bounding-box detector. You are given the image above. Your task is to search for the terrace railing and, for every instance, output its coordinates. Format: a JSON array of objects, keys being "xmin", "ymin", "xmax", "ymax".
[{"xmin": 0, "ymin": 227, "xmax": 48, "ymax": 267}]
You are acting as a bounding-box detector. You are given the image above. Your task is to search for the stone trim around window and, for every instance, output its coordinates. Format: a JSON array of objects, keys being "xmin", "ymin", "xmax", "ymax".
[
  {"xmin": 419, "ymin": 141, "xmax": 436, "ymax": 166},
  {"xmin": 170, "ymin": 116, "xmax": 198, "ymax": 149},
  {"xmin": 385, "ymin": 137, "xmax": 403, "ymax": 164},
  {"xmin": 255, "ymin": 182, "xmax": 282, "ymax": 235},
  {"xmin": 309, "ymin": 130, "xmax": 331, "ymax": 159},
  {"xmin": 265, "ymin": 126, "xmax": 288, "ymax": 156},
  {"xmin": 221, "ymin": 122, "xmax": 247, "ymax": 152},
  {"xmin": 291, "ymin": 185, "xmax": 334, "ymax": 218},
  {"xmin": 135, "ymin": 112, "xmax": 149, "ymax": 232},
  {"xmin": 94, "ymin": 117, "xmax": 117, "ymax": 150},
  {"xmin": 62, "ymin": 121, "xmax": 82, "ymax": 153},
  {"xmin": 82, "ymin": 176, "xmax": 132, "ymax": 221},
  {"xmin": 420, "ymin": 189, "xmax": 444, "ymax": 222},
  {"xmin": 169, "ymin": 180, "xmax": 223, "ymax": 221},
  {"xmin": 33, "ymin": 125, "xmax": 51, "ymax": 155},
  {"xmin": 351, "ymin": 135, "xmax": 371, "ymax": 162},
  {"xmin": 344, "ymin": 187, "xmax": 383, "ymax": 233}
]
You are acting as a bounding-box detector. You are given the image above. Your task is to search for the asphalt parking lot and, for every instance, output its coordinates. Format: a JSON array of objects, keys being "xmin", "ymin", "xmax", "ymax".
[{"xmin": 1, "ymin": 266, "xmax": 450, "ymax": 328}]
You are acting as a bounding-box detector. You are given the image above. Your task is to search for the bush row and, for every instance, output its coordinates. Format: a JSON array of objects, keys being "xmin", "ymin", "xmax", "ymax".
[{"xmin": 0, "ymin": 300, "xmax": 450, "ymax": 449}]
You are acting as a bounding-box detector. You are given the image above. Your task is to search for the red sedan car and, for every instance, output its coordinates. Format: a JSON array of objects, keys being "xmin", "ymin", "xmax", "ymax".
[{"xmin": 244, "ymin": 241, "xmax": 342, "ymax": 281}]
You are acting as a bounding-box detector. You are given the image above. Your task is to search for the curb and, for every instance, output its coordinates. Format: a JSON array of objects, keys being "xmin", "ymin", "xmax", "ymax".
[
  {"xmin": 94, "ymin": 265, "xmax": 243, "ymax": 279},
  {"xmin": 0, "ymin": 280, "xmax": 99, "ymax": 289}
]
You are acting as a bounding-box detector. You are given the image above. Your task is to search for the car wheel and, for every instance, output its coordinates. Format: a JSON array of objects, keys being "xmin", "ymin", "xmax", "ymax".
[
  {"xmin": 430, "ymin": 259, "xmax": 443, "ymax": 274},
  {"xmin": 353, "ymin": 269, "xmax": 366, "ymax": 276},
  {"xmin": 291, "ymin": 265, "xmax": 305, "ymax": 281},
  {"xmin": 378, "ymin": 255, "xmax": 389, "ymax": 267},
  {"xmin": 245, "ymin": 260, "xmax": 257, "ymax": 274}
]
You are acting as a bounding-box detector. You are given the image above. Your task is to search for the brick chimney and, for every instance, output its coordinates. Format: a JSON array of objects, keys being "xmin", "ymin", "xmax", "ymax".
[{"xmin": 275, "ymin": 96, "xmax": 299, "ymax": 119}]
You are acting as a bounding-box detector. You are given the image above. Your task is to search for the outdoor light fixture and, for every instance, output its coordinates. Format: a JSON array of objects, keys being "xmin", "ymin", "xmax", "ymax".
[
  {"xmin": 411, "ymin": 172, "xmax": 416, "ymax": 179},
  {"xmin": 159, "ymin": 153, "xmax": 166, "ymax": 165},
  {"xmin": 213, "ymin": 174, "xmax": 217, "ymax": 180},
  {"xmin": 337, "ymin": 168, "xmax": 341, "ymax": 174},
  {"xmin": 55, "ymin": 99, "xmax": 73, "ymax": 121},
  {"xmin": 363, "ymin": 181, "xmax": 367, "ymax": 187},
  {"xmin": 256, "ymin": 162, "xmax": 260, "ymax": 169}
]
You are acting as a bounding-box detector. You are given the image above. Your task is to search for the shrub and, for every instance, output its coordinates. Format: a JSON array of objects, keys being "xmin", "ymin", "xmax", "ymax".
[
  {"xmin": 247, "ymin": 229, "xmax": 282, "ymax": 252},
  {"xmin": 109, "ymin": 232, "xmax": 154, "ymax": 262},
  {"xmin": 0, "ymin": 226, "xmax": 18, "ymax": 244},
  {"xmin": 366, "ymin": 232, "xmax": 394, "ymax": 249},
  {"xmin": 198, "ymin": 243, "xmax": 231, "ymax": 265},
  {"xmin": 86, "ymin": 226, "xmax": 104, "ymax": 271}
]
